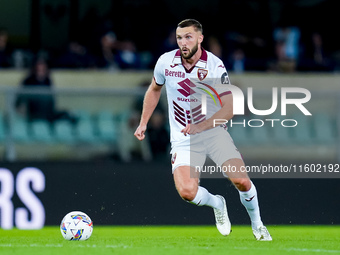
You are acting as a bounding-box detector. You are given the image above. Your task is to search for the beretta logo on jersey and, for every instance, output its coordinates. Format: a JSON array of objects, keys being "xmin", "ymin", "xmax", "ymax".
[
  {"xmin": 165, "ymin": 69, "xmax": 185, "ymax": 78},
  {"xmin": 198, "ymin": 69, "xmax": 208, "ymax": 81}
]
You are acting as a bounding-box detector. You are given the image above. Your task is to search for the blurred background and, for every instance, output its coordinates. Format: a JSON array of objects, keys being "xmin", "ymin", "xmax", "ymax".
[
  {"xmin": 0, "ymin": 0, "xmax": 339, "ymax": 228},
  {"xmin": 0, "ymin": 0, "xmax": 339, "ymax": 162}
]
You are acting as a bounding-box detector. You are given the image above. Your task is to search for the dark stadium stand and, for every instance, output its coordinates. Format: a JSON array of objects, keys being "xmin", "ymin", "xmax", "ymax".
[{"xmin": 0, "ymin": 71, "xmax": 338, "ymax": 161}]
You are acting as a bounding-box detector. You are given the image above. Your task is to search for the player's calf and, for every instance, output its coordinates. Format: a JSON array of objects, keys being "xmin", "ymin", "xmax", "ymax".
[
  {"xmin": 177, "ymin": 185, "xmax": 198, "ymax": 201},
  {"xmin": 174, "ymin": 166, "xmax": 199, "ymax": 201},
  {"xmin": 230, "ymin": 178, "xmax": 252, "ymax": 191}
]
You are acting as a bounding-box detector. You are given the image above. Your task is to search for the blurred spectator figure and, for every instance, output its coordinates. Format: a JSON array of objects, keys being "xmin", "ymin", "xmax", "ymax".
[
  {"xmin": 271, "ymin": 26, "xmax": 300, "ymax": 72},
  {"xmin": 129, "ymin": 81, "xmax": 169, "ymax": 158},
  {"xmin": 15, "ymin": 58, "xmax": 77, "ymax": 123},
  {"xmin": 312, "ymin": 33, "xmax": 324, "ymax": 65},
  {"xmin": 55, "ymin": 41, "xmax": 96, "ymax": 69},
  {"xmin": 95, "ymin": 31, "xmax": 119, "ymax": 70},
  {"xmin": 153, "ymin": 29, "xmax": 177, "ymax": 67},
  {"xmin": 230, "ymin": 48, "xmax": 245, "ymax": 74},
  {"xmin": 160, "ymin": 29, "xmax": 177, "ymax": 53},
  {"xmin": 146, "ymin": 108, "xmax": 169, "ymax": 158},
  {"xmin": 223, "ymin": 31, "xmax": 268, "ymax": 71},
  {"xmin": 299, "ymin": 32, "xmax": 334, "ymax": 72},
  {"xmin": 12, "ymin": 49, "xmax": 26, "ymax": 69},
  {"xmin": 115, "ymin": 40, "xmax": 140, "ymax": 69},
  {"xmin": 0, "ymin": 28, "xmax": 12, "ymax": 68},
  {"xmin": 95, "ymin": 31, "xmax": 141, "ymax": 70},
  {"xmin": 207, "ymin": 36, "xmax": 223, "ymax": 59}
]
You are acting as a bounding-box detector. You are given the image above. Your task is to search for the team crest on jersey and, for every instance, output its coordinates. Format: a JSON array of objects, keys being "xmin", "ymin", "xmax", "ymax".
[
  {"xmin": 171, "ymin": 153, "xmax": 177, "ymax": 164},
  {"xmin": 197, "ymin": 69, "xmax": 208, "ymax": 81}
]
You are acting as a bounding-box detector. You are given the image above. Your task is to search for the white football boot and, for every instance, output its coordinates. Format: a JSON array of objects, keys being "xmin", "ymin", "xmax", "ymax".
[
  {"xmin": 213, "ymin": 195, "xmax": 231, "ymax": 236},
  {"xmin": 252, "ymin": 225, "xmax": 272, "ymax": 241}
]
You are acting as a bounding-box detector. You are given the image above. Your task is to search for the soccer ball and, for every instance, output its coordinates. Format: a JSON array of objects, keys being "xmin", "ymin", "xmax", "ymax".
[{"xmin": 60, "ymin": 211, "xmax": 93, "ymax": 241}]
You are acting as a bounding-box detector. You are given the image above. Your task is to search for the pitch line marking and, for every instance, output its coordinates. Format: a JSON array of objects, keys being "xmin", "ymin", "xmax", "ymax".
[
  {"xmin": 233, "ymin": 246, "xmax": 340, "ymax": 253},
  {"xmin": 0, "ymin": 243, "xmax": 131, "ymax": 249},
  {"xmin": 0, "ymin": 243, "xmax": 339, "ymax": 253}
]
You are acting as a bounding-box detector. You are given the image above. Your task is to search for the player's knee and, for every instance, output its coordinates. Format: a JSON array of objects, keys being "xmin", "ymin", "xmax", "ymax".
[
  {"xmin": 177, "ymin": 185, "xmax": 197, "ymax": 201},
  {"xmin": 232, "ymin": 178, "xmax": 251, "ymax": 192}
]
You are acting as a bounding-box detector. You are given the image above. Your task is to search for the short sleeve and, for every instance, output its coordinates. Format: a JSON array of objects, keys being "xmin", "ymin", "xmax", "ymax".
[
  {"xmin": 214, "ymin": 61, "xmax": 231, "ymax": 97},
  {"xmin": 215, "ymin": 61, "xmax": 230, "ymax": 85},
  {"xmin": 153, "ymin": 56, "xmax": 165, "ymax": 86}
]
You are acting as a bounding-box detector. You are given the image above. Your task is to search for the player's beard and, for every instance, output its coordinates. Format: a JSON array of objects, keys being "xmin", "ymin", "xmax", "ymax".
[{"xmin": 181, "ymin": 42, "xmax": 199, "ymax": 59}]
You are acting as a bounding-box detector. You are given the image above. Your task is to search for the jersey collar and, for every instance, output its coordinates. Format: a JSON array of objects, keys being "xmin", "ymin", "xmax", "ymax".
[{"xmin": 173, "ymin": 47, "xmax": 208, "ymax": 69}]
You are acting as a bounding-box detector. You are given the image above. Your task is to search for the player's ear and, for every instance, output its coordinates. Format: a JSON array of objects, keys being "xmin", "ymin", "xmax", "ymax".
[{"xmin": 198, "ymin": 34, "xmax": 204, "ymax": 44}]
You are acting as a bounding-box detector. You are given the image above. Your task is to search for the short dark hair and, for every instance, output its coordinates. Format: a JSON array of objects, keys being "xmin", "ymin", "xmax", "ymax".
[{"xmin": 177, "ymin": 19, "xmax": 203, "ymax": 33}]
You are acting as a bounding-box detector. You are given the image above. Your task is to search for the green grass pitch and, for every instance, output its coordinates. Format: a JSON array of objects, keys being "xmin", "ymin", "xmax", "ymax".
[{"xmin": 1, "ymin": 225, "xmax": 340, "ymax": 255}]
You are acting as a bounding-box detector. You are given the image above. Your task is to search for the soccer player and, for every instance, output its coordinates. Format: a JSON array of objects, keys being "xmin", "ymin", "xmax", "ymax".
[{"xmin": 134, "ymin": 19, "xmax": 272, "ymax": 241}]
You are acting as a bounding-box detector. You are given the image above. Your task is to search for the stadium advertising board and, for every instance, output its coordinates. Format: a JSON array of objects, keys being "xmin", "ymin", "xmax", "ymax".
[
  {"xmin": 0, "ymin": 161, "xmax": 339, "ymax": 229},
  {"xmin": 0, "ymin": 167, "xmax": 45, "ymax": 229}
]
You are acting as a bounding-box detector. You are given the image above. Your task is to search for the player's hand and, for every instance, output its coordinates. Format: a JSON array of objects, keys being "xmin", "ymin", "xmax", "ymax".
[
  {"xmin": 134, "ymin": 124, "xmax": 147, "ymax": 141},
  {"xmin": 181, "ymin": 123, "xmax": 202, "ymax": 136},
  {"xmin": 181, "ymin": 124, "xmax": 190, "ymax": 136}
]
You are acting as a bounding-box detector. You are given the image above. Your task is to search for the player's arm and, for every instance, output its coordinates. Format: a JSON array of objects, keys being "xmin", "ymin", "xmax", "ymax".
[
  {"xmin": 181, "ymin": 93, "xmax": 233, "ymax": 136},
  {"xmin": 134, "ymin": 78, "xmax": 163, "ymax": 141}
]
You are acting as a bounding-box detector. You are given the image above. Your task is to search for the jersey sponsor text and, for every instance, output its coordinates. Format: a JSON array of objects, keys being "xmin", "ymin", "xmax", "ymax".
[{"xmin": 165, "ymin": 69, "xmax": 185, "ymax": 78}]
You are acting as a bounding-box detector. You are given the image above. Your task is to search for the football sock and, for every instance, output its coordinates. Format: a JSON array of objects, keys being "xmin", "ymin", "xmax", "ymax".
[
  {"xmin": 190, "ymin": 186, "xmax": 224, "ymax": 210},
  {"xmin": 238, "ymin": 181, "xmax": 263, "ymax": 229}
]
